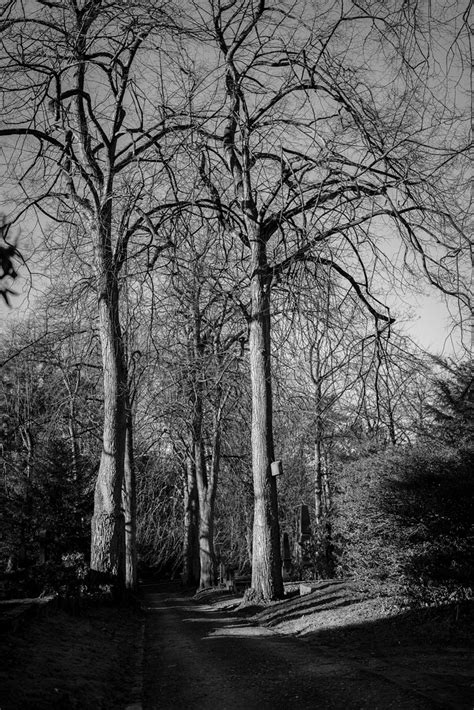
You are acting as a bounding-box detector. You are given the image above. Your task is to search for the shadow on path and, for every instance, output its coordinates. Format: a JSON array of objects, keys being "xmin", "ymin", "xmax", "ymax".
[{"xmin": 141, "ymin": 585, "xmax": 471, "ymax": 710}]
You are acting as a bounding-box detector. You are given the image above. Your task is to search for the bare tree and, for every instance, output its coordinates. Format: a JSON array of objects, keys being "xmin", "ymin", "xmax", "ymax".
[
  {"xmin": 0, "ymin": 0, "xmax": 194, "ymax": 590},
  {"xmin": 185, "ymin": 0, "xmax": 471, "ymax": 599},
  {"xmin": 143, "ymin": 218, "xmax": 246, "ymax": 589},
  {"xmin": 1, "ymin": 0, "xmax": 470, "ymax": 601}
]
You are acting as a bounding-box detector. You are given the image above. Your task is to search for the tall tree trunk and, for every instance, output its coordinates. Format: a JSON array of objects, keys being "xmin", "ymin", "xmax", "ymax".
[
  {"xmin": 189, "ymin": 297, "xmax": 221, "ymax": 591},
  {"xmin": 249, "ymin": 235, "xmax": 283, "ymax": 600},
  {"xmin": 312, "ymin": 358, "xmax": 324, "ymax": 529},
  {"xmin": 314, "ymin": 436, "xmax": 323, "ymax": 528},
  {"xmin": 90, "ymin": 263, "xmax": 127, "ymax": 587},
  {"xmin": 182, "ymin": 457, "xmax": 200, "ymax": 587},
  {"xmin": 221, "ymin": 48, "xmax": 282, "ymax": 599},
  {"xmin": 64, "ymin": 370, "xmax": 82, "ymax": 543}
]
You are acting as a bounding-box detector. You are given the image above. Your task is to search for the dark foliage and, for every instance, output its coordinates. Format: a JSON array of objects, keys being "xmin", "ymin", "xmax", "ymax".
[{"xmin": 332, "ymin": 360, "xmax": 473, "ymax": 605}]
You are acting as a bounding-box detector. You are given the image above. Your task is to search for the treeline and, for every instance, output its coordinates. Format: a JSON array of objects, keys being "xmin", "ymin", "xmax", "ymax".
[{"xmin": 1, "ymin": 308, "xmax": 472, "ymax": 605}]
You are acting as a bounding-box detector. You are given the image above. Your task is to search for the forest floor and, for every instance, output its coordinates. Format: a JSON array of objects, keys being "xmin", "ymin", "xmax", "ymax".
[{"xmin": 0, "ymin": 579, "xmax": 472, "ymax": 709}]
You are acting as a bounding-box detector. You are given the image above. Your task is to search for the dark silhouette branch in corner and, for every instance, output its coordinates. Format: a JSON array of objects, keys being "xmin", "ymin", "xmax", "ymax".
[{"xmin": 0, "ymin": 217, "xmax": 21, "ymax": 306}]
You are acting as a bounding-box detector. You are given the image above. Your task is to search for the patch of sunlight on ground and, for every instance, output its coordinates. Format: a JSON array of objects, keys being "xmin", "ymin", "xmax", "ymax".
[{"xmin": 205, "ymin": 625, "xmax": 275, "ymax": 638}]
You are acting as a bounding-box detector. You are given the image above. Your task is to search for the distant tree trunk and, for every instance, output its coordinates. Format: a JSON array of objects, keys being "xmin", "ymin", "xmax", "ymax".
[
  {"xmin": 314, "ymin": 436, "xmax": 324, "ymax": 528},
  {"xmin": 249, "ymin": 234, "xmax": 283, "ymax": 600},
  {"xmin": 311, "ymin": 350, "xmax": 335, "ymax": 577},
  {"xmin": 194, "ymin": 436, "xmax": 216, "ymax": 590},
  {"xmin": 182, "ymin": 457, "xmax": 200, "ymax": 587},
  {"xmin": 19, "ymin": 425, "xmax": 33, "ymax": 567},
  {"xmin": 321, "ymin": 448, "xmax": 334, "ymax": 576},
  {"xmin": 197, "ymin": 490, "xmax": 215, "ymax": 589},
  {"xmin": 188, "ymin": 297, "xmax": 224, "ymax": 591},
  {"xmin": 322, "ymin": 452, "xmax": 331, "ymax": 516},
  {"xmin": 312, "ymin": 357, "xmax": 324, "ymax": 528},
  {"xmin": 68, "ymin": 409, "xmax": 79, "ymax": 486},
  {"xmin": 123, "ymin": 401, "xmax": 137, "ymax": 592},
  {"xmin": 244, "ymin": 505, "xmax": 253, "ymax": 571},
  {"xmin": 90, "ymin": 252, "xmax": 126, "ymax": 587},
  {"xmin": 315, "ymin": 430, "xmax": 334, "ymax": 578},
  {"xmin": 196, "ymin": 411, "xmax": 221, "ymax": 590},
  {"xmin": 63, "ymin": 369, "xmax": 82, "ymax": 539},
  {"xmin": 387, "ymin": 406, "xmax": 397, "ymax": 446}
]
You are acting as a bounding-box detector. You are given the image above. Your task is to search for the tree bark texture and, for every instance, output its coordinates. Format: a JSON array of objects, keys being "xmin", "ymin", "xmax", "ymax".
[
  {"xmin": 249, "ymin": 235, "xmax": 284, "ymax": 600},
  {"xmin": 195, "ymin": 430, "xmax": 220, "ymax": 590},
  {"xmin": 182, "ymin": 457, "xmax": 200, "ymax": 587},
  {"xmin": 90, "ymin": 253, "xmax": 127, "ymax": 585},
  {"xmin": 189, "ymin": 298, "xmax": 222, "ymax": 591},
  {"xmin": 197, "ymin": 490, "xmax": 216, "ymax": 590}
]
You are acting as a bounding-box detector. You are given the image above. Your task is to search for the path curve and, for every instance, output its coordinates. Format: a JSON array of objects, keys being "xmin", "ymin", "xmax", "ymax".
[{"xmin": 141, "ymin": 585, "xmax": 440, "ymax": 710}]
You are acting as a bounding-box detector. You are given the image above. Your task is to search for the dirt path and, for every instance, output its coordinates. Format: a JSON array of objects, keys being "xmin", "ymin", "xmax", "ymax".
[{"xmin": 141, "ymin": 586, "xmax": 449, "ymax": 710}]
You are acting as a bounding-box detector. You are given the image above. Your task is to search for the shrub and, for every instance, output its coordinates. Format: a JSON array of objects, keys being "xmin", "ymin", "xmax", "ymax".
[{"xmin": 332, "ymin": 442, "xmax": 474, "ymax": 603}]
